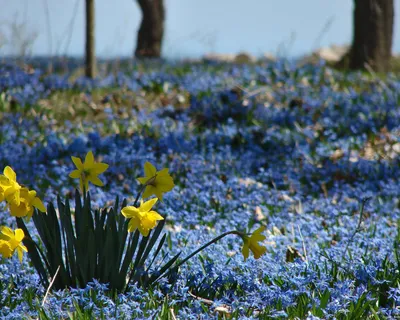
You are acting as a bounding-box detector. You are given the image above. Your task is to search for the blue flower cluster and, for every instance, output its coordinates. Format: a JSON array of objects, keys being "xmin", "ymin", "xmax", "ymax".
[{"xmin": 1, "ymin": 59, "xmax": 400, "ymax": 319}]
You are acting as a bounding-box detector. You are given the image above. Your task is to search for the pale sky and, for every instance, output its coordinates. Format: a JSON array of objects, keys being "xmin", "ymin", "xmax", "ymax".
[{"xmin": 0, "ymin": 0, "xmax": 399, "ymax": 58}]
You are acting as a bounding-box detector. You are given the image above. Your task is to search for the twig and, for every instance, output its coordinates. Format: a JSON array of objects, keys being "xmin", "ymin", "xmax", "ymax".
[
  {"xmin": 169, "ymin": 308, "xmax": 177, "ymax": 320},
  {"xmin": 42, "ymin": 0, "xmax": 53, "ymax": 72},
  {"xmin": 188, "ymin": 291, "xmax": 213, "ymax": 305},
  {"xmin": 297, "ymin": 225, "xmax": 308, "ymax": 264},
  {"xmin": 189, "ymin": 291, "xmax": 232, "ymax": 315},
  {"xmin": 58, "ymin": 0, "xmax": 80, "ymax": 56},
  {"xmin": 312, "ymin": 16, "xmax": 335, "ymax": 50},
  {"xmin": 41, "ymin": 265, "xmax": 60, "ymax": 307}
]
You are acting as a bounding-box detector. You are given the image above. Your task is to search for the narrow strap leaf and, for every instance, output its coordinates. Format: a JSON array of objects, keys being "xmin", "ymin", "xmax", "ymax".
[{"xmin": 16, "ymin": 217, "xmax": 49, "ymax": 288}]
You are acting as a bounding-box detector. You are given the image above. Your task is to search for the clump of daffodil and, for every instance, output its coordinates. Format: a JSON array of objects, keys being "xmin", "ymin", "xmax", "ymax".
[
  {"xmin": 137, "ymin": 162, "xmax": 174, "ymax": 201},
  {"xmin": 8, "ymin": 187, "xmax": 46, "ymax": 221},
  {"xmin": 0, "ymin": 166, "xmax": 22, "ymax": 205},
  {"xmin": 69, "ymin": 151, "xmax": 109, "ymax": 192},
  {"xmin": 0, "ymin": 226, "xmax": 27, "ymax": 262},
  {"xmin": 121, "ymin": 198, "xmax": 164, "ymax": 237},
  {"xmin": 240, "ymin": 226, "xmax": 267, "ymax": 261}
]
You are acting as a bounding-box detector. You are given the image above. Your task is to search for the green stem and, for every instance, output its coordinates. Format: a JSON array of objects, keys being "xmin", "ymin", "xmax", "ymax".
[
  {"xmin": 133, "ymin": 175, "xmax": 157, "ymax": 206},
  {"xmin": 164, "ymin": 230, "xmax": 242, "ymax": 277},
  {"xmin": 133, "ymin": 184, "xmax": 146, "ymax": 207}
]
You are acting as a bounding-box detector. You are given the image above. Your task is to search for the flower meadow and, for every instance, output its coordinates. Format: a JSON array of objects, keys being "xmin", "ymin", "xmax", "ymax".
[{"xmin": 1, "ymin": 59, "xmax": 400, "ymax": 319}]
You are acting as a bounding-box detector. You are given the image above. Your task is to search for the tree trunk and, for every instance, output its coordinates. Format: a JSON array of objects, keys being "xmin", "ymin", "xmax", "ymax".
[
  {"xmin": 135, "ymin": 0, "xmax": 165, "ymax": 58},
  {"xmin": 85, "ymin": 0, "xmax": 96, "ymax": 78},
  {"xmin": 349, "ymin": 0, "xmax": 394, "ymax": 72}
]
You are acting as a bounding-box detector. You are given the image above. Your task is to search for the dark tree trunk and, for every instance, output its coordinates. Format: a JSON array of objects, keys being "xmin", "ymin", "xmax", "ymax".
[
  {"xmin": 349, "ymin": 0, "xmax": 394, "ymax": 72},
  {"xmin": 135, "ymin": 0, "xmax": 165, "ymax": 58},
  {"xmin": 85, "ymin": 0, "xmax": 96, "ymax": 78}
]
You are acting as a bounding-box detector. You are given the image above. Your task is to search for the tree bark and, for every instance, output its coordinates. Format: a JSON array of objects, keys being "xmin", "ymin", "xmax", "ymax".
[
  {"xmin": 135, "ymin": 0, "xmax": 165, "ymax": 58},
  {"xmin": 85, "ymin": 0, "xmax": 96, "ymax": 78},
  {"xmin": 349, "ymin": 0, "xmax": 394, "ymax": 72}
]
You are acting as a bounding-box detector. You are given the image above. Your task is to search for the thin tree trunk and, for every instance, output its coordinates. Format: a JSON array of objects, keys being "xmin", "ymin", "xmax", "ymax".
[
  {"xmin": 349, "ymin": 0, "xmax": 394, "ymax": 72},
  {"xmin": 135, "ymin": 0, "xmax": 165, "ymax": 58},
  {"xmin": 85, "ymin": 0, "xmax": 96, "ymax": 78}
]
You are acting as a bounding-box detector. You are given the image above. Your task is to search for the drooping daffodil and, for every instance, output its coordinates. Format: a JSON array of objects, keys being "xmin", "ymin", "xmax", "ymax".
[
  {"xmin": 69, "ymin": 151, "xmax": 109, "ymax": 192},
  {"xmin": 241, "ymin": 226, "xmax": 267, "ymax": 261},
  {"xmin": 121, "ymin": 198, "xmax": 164, "ymax": 237},
  {"xmin": 137, "ymin": 162, "xmax": 174, "ymax": 201}
]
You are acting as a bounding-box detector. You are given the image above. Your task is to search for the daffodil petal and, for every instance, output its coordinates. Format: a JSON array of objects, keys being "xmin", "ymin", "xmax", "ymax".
[
  {"xmin": 89, "ymin": 176, "xmax": 104, "ymax": 186},
  {"xmin": 141, "ymin": 216, "xmax": 157, "ymax": 230},
  {"xmin": 157, "ymin": 180, "xmax": 175, "ymax": 192},
  {"xmin": 142, "ymin": 186, "xmax": 155, "ymax": 199},
  {"xmin": 140, "ymin": 198, "xmax": 158, "ymax": 212},
  {"xmin": 147, "ymin": 210, "xmax": 164, "ymax": 221},
  {"xmin": 144, "ymin": 162, "xmax": 157, "ymax": 177},
  {"xmin": 137, "ymin": 177, "xmax": 149, "ymax": 185},
  {"xmin": 14, "ymin": 229, "xmax": 24, "ymax": 242},
  {"xmin": 0, "ymin": 240, "xmax": 12, "ymax": 258},
  {"xmin": 121, "ymin": 206, "xmax": 139, "ymax": 218},
  {"xmin": 253, "ymin": 225, "xmax": 266, "ymax": 235},
  {"xmin": 92, "ymin": 162, "xmax": 109, "ymax": 174},
  {"xmin": 84, "ymin": 151, "xmax": 95, "ymax": 168},
  {"xmin": 128, "ymin": 217, "xmax": 140, "ymax": 232},
  {"xmin": 71, "ymin": 157, "xmax": 84, "ymax": 170},
  {"xmin": 3, "ymin": 166, "xmax": 16, "ymax": 181},
  {"xmin": 17, "ymin": 247, "xmax": 23, "ymax": 262},
  {"xmin": 32, "ymin": 197, "xmax": 46, "ymax": 212},
  {"xmin": 253, "ymin": 244, "xmax": 267, "ymax": 259},
  {"xmin": 0, "ymin": 175, "xmax": 10, "ymax": 186},
  {"xmin": 69, "ymin": 170, "xmax": 81, "ymax": 179},
  {"xmin": 157, "ymin": 168, "xmax": 169, "ymax": 176},
  {"xmin": 0, "ymin": 226, "xmax": 14, "ymax": 239},
  {"xmin": 9, "ymin": 202, "xmax": 28, "ymax": 218},
  {"xmin": 154, "ymin": 189, "xmax": 163, "ymax": 201},
  {"xmin": 138, "ymin": 225, "xmax": 150, "ymax": 237}
]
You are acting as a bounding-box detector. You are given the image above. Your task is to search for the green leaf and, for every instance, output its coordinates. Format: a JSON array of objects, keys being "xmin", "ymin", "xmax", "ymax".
[
  {"xmin": 118, "ymin": 230, "xmax": 140, "ymax": 290},
  {"xmin": 319, "ymin": 288, "xmax": 330, "ymax": 309},
  {"xmin": 146, "ymin": 233, "xmax": 166, "ymax": 272},
  {"xmin": 16, "ymin": 217, "xmax": 49, "ymax": 288},
  {"xmin": 59, "ymin": 197, "xmax": 77, "ymax": 287},
  {"xmin": 148, "ymin": 251, "xmax": 182, "ymax": 286}
]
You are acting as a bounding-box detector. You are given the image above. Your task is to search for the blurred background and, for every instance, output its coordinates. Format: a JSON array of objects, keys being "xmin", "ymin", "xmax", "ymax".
[{"xmin": 0, "ymin": 0, "xmax": 399, "ymax": 59}]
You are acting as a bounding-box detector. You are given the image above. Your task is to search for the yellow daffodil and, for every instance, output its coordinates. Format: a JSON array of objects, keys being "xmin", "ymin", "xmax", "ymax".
[
  {"xmin": 0, "ymin": 239, "xmax": 12, "ymax": 259},
  {"xmin": 137, "ymin": 162, "xmax": 174, "ymax": 201},
  {"xmin": 0, "ymin": 166, "xmax": 22, "ymax": 205},
  {"xmin": 0, "ymin": 227, "xmax": 27, "ymax": 262},
  {"xmin": 121, "ymin": 198, "xmax": 164, "ymax": 237},
  {"xmin": 241, "ymin": 226, "xmax": 267, "ymax": 261},
  {"xmin": 69, "ymin": 151, "xmax": 109, "ymax": 192},
  {"xmin": 8, "ymin": 187, "xmax": 46, "ymax": 220}
]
